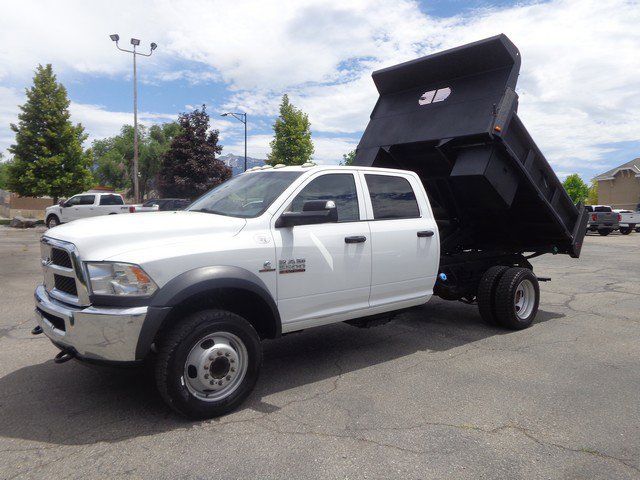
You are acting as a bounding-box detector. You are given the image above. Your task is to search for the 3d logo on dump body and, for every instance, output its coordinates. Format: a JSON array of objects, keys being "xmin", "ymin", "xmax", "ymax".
[{"xmin": 419, "ymin": 87, "xmax": 452, "ymax": 105}]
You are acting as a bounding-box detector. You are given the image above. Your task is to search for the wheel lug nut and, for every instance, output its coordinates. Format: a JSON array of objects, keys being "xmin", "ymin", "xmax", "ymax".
[
  {"xmin": 225, "ymin": 352, "xmax": 230, "ymax": 357},
  {"xmin": 209, "ymin": 355, "xmax": 214, "ymax": 361},
  {"xmin": 204, "ymin": 374, "xmax": 209, "ymax": 379},
  {"xmin": 230, "ymin": 359, "xmax": 235, "ymax": 363},
  {"xmin": 231, "ymin": 368, "xmax": 235, "ymax": 372},
  {"xmin": 217, "ymin": 351, "xmax": 223, "ymax": 356},
  {"xmin": 218, "ymin": 380, "xmax": 223, "ymax": 385},
  {"xmin": 209, "ymin": 380, "xmax": 214, "ymax": 385},
  {"xmin": 226, "ymin": 375, "xmax": 231, "ymax": 381}
]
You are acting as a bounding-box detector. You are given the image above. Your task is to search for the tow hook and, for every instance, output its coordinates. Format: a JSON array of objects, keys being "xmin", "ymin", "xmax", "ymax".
[
  {"xmin": 31, "ymin": 325, "xmax": 43, "ymax": 335},
  {"xmin": 54, "ymin": 350, "xmax": 75, "ymax": 364}
]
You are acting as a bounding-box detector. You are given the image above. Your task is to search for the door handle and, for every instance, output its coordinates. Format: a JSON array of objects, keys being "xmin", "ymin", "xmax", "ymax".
[
  {"xmin": 417, "ymin": 230, "xmax": 434, "ymax": 238},
  {"xmin": 345, "ymin": 236, "xmax": 367, "ymax": 244}
]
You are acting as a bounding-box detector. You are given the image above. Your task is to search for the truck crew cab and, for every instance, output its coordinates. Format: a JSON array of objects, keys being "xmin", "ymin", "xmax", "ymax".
[
  {"xmin": 33, "ymin": 35, "xmax": 587, "ymax": 418},
  {"xmin": 45, "ymin": 192, "xmax": 134, "ymax": 229}
]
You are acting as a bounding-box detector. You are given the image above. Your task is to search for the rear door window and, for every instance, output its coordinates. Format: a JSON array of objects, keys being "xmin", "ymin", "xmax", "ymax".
[
  {"xmin": 365, "ymin": 174, "xmax": 420, "ymax": 219},
  {"xmin": 99, "ymin": 194, "xmax": 124, "ymax": 206}
]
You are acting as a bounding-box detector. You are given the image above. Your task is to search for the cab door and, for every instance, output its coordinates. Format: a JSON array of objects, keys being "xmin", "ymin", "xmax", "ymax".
[
  {"xmin": 272, "ymin": 171, "xmax": 371, "ymax": 331},
  {"xmin": 360, "ymin": 172, "xmax": 439, "ymax": 308},
  {"xmin": 59, "ymin": 195, "xmax": 82, "ymax": 222}
]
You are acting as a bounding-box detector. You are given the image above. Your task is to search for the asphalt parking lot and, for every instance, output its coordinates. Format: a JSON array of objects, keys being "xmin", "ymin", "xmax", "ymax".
[{"xmin": 0, "ymin": 226, "xmax": 638, "ymax": 479}]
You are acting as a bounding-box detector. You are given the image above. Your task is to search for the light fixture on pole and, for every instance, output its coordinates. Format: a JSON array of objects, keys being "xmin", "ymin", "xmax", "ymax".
[
  {"xmin": 221, "ymin": 112, "xmax": 248, "ymax": 172},
  {"xmin": 109, "ymin": 34, "xmax": 157, "ymax": 203}
]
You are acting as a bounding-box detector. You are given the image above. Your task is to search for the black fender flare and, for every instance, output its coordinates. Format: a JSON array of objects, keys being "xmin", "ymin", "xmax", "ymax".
[{"xmin": 136, "ymin": 266, "xmax": 281, "ymax": 359}]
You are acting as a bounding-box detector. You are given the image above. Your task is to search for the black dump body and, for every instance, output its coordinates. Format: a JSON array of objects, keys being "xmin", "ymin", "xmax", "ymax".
[{"xmin": 355, "ymin": 34, "xmax": 587, "ymax": 259}]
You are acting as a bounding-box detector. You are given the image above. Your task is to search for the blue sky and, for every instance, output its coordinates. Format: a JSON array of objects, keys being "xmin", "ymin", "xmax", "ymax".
[{"xmin": 1, "ymin": 0, "xmax": 639, "ymax": 181}]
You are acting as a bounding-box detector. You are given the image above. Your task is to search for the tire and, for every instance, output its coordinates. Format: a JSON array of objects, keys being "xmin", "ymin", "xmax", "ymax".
[
  {"xmin": 477, "ymin": 265, "xmax": 510, "ymax": 326},
  {"xmin": 155, "ymin": 309, "xmax": 262, "ymax": 419},
  {"xmin": 619, "ymin": 227, "xmax": 632, "ymax": 235},
  {"xmin": 46, "ymin": 215, "xmax": 60, "ymax": 229},
  {"xmin": 598, "ymin": 229, "xmax": 612, "ymax": 236},
  {"xmin": 493, "ymin": 268, "xmax": 540, "ymax": 330}
]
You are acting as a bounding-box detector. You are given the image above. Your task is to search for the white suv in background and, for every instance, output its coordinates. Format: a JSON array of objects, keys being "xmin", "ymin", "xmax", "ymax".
[{"xmin": 45, "ymin": 192, "xmax": 134, "ymax": 228}]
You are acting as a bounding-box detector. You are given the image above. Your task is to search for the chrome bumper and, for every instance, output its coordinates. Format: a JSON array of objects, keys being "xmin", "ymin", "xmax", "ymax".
[{"xmin": 34, "ymin": 285, "xmax": 148, "ymax": 362}]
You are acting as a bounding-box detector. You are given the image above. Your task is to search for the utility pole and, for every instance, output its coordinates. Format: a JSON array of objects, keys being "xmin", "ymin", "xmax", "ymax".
[
  {"xmin": 221, "ymin": 112, "xmax": 248, "ymax": 172},
  {"xmin": 109, "ymin": 34, "xmax": 157, "ymax": 202}
]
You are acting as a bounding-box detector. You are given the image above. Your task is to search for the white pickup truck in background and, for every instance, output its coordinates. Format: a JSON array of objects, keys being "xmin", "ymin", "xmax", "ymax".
[
  {"xmin": 614, "ymin": 209, "xmax": 640, "ymax": 234},
  {"xmin": 45, "ymin": 192, "xmax": 134, "ymax": 228}
]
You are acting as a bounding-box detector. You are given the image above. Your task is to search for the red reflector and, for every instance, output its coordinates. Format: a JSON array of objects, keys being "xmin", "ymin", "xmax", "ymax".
[
  {"xmin": 618, "ymin": 214, "xmax": 622, "ymax": 221},
  {"xmin": 591, "ymin": 213, "xmax": 597, "ymax": 221},
  {"xmin": 129, "ymin": 206, "xmax": 135, "ymax": 213}
]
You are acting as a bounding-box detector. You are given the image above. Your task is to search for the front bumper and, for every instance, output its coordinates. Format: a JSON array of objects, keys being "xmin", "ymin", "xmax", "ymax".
[{"xmin": 34, "ymin": 284, "xmax": 148, "ymax": 362}]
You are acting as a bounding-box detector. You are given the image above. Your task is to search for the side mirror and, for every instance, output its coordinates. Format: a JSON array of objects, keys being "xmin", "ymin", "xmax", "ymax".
[
  {"xmin": 276, "ymin": 200, "xmax": 338, "ymax": 228},
  {"xmin": 59, "ymin": 200, "xmax": 67, "ymax": 207}
]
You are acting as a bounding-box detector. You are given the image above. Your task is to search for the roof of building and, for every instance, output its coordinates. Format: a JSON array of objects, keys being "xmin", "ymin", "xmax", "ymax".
[{"xmin": 593, "ymin": 158, "xmax": 640, "ymax": 181}]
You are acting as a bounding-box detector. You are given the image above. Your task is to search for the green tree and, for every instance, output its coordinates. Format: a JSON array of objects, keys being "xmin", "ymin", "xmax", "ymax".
[
  {"xmin": 158, "ymin": 105, "xmax": 231, "ymax": 199},
  {"xmin": 340, "ymin": 149, "xmax": 356, "ymax": 166},
  {"xmin": 587, "ymin": 180, "xmax": 598, "ymax": 204},
  {"xmin": 562, "ymin": 173, "xmax": 589, "ymax": 204},
  {"xmin": 267, "ymin": 94, "xmax": 314, "ymax": 165},
  {"xmin": 7, "ymin": 64, "xmax": 93, "ymax": 201},
  {"xmin": 0, "ymin": 154, "xmax": 10, "ymax": 189},
  {"xmin": 92, "ymin": 122, "xmax": 180, "ymax": 197}
]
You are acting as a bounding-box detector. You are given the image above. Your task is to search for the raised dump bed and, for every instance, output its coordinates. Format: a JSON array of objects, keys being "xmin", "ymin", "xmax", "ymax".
[{"xmin": 355, "ymin": 34, "xmax": 587, "ymax": 259}]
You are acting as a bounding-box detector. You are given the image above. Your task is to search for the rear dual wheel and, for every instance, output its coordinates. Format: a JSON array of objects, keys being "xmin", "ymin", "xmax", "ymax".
[{"xmin": 477, "ymin": 267, "xmax": 539, "ymax": 330}]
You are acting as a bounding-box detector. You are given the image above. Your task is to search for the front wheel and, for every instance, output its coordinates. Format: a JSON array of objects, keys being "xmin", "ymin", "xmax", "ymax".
[
  {"xmin": 155, "ymin": 309, "xmax": 262, "ymax": 419},
  {"xmin": 46, "ymin": 215, "xmax": 60, "ymax": 229},
  {"xmin": 493, "ymin": 268, "xmax": 540, "ymax": 330}
]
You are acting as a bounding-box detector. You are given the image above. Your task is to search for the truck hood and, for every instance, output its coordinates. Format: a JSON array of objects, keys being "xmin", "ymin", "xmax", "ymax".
[{"xmin": 45, "ymin": 211, "xmax": 246, "ymax": 260}]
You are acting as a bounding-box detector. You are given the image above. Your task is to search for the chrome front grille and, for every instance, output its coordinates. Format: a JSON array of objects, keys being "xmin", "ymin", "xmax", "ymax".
[
  {"xmin": 51, "ymin": 248, "xmax": 72, "ymax": 268},
  {"xmin": 41, "ymin": 237, "xmax": 90, "ymax": 306}
]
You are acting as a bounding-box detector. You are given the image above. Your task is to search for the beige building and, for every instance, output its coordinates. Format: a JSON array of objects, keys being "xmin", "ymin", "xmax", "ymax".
[{"xmin": 593, "ymin": 158, "xmax": 640, "ymax": 210}]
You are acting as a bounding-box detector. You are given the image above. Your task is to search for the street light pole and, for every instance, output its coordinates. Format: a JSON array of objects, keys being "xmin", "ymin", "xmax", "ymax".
[
  {"xmin": 109, "ymin": 34, "xmax": 157, "ymax": 203},
  {"xmin": 221, "ymin": 112, "xmax": 248, "ymax": 172}
]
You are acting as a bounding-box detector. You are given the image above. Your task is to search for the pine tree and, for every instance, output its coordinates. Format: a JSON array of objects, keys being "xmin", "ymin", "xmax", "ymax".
[
  {"xmin": 267, "ymin": 94, "xmax": 314, "ymax": 165},
  {"xmin": 340, "ymin": 149, "xmax": 356, "ymax": 166},
  {"xmin": 7, "ymin": 64, "xmax": 93, "ymax": 201},
  {"xmin": 158, "ymin": 105, "xmax": 231, "ymax": 199}
]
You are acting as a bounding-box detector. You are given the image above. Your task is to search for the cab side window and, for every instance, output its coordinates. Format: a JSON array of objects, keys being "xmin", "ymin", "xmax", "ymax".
[
  {"xmin": 290, "ymin": 173, "xmax": 359, "ymax": 222},
  {"xmin": 365, "ymin": 174, "xmax": 420, "ymax": 219},
  {"xmin": 65, "ymin": 196, "xmax": 82, "ymax": 207},
  {"xmin": 78, "ymin": 195, "xmax": 95, "ymax": 206},
  {"xmin": 99, "ymin": 194, "xmax": 123, "ymax": 206}
]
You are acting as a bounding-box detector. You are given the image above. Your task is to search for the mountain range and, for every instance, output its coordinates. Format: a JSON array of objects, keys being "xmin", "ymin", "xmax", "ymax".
[{"xmin": 219, "ymin": 153, "xmax": 266, "ymax": 176}]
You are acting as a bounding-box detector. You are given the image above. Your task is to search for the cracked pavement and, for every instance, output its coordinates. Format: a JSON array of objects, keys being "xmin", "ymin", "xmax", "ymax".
[{"xmin": 0, "ymin": 226, "xmax": 639, "ymax": 479}]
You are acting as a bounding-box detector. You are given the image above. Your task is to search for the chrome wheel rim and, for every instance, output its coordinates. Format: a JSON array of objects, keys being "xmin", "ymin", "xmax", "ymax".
[
  {"xmin": 183, "ymin": 331, "xmax": 248, "ymax": 402},
  {"xmin": 514, "ymin": 279, "xmax": 535, "ymax": 320}
]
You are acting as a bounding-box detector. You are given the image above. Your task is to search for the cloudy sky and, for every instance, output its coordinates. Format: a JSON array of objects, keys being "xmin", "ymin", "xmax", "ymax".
[{"xmin": 0, "ymin": 0, "xmax": 639, "ymax": 180}]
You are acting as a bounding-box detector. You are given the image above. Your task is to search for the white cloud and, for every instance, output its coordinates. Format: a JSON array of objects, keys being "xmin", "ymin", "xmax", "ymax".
[
  {"xmin": 0, "ymin": 0, "xmax": 639, "ymax": 174},
  {"xmin": 69, "ymin": 103, "xmax": 176, "ymax": 143}
]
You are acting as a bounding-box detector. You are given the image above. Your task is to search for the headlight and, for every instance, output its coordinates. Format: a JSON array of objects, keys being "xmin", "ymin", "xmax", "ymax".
[{"xmin": 85, "ymin": 262, "xmax": 158, "ymax": 297}]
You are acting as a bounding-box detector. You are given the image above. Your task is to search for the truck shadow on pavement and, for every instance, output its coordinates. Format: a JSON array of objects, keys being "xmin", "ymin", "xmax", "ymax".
[{"xmin": 0, "ymin": 299, "xmax": 563, "ymax": 446}]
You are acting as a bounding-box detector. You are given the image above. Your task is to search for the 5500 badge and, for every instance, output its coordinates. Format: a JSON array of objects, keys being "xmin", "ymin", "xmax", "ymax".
[{"xmin": 279, "ymin": 258, "xmax": 306, "ymax": 274}]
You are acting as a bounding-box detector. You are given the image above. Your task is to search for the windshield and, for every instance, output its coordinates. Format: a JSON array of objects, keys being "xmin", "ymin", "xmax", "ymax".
[{"xmin": 188, "ymin": 171, "xmax": 303, "ymax": 218}]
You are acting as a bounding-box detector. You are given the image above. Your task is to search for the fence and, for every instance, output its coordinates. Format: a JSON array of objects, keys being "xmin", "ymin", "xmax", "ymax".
[{"xmin": 0, "ymin": 189, "xmax": 54, "ymax": 220}]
